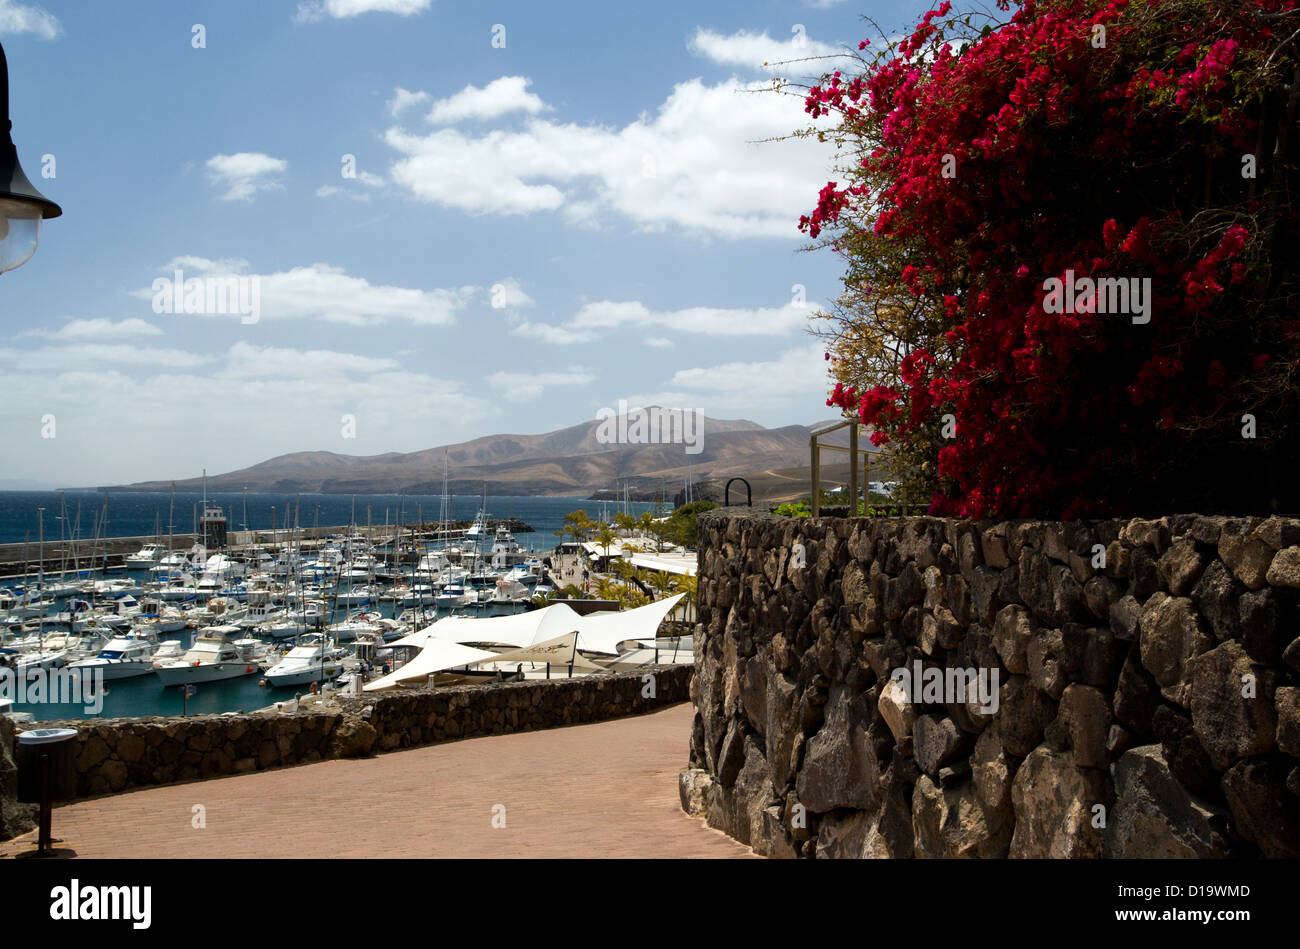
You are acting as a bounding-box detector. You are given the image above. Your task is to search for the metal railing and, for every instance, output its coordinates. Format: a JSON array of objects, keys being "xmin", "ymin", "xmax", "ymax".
[{"xmin": 809, "ymin": 419, "xmax": 872, "ymax": 517}]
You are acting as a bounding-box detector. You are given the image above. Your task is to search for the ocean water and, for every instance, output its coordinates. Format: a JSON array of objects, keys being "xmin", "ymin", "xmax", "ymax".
[{"xmin": 0, "ymin": 491, "xmax": 661, "ymax": 546}]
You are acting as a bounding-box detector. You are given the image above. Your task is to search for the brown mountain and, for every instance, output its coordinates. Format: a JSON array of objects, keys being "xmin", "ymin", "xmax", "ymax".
[{"xmin": 113, "ymin": 412, "xmax": 872, "ymax": 496}]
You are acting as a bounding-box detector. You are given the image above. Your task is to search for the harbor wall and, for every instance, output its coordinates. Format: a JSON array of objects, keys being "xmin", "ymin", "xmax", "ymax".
[
  {"xmin": 680, "ymin": 509, "xmax": 1300, "ymax": 858},
  {"xmin": 0, "ymin": 664, "xmax": 689, "ymax": 820}
]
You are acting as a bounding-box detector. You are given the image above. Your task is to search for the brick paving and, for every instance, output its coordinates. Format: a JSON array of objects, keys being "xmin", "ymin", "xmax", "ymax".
[{"xmin": 0, "ymin": 702, "xmax": 752, "ymax": 858}]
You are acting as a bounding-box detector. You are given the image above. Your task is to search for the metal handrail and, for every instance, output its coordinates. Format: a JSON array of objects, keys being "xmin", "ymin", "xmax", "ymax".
[
  {"xmin": 724, "ymin": 478, "xmax": 751, "ymax": 507},
  {"xmin": 810, "ymin": 420, "xmax": 871, "ymax": 517}
]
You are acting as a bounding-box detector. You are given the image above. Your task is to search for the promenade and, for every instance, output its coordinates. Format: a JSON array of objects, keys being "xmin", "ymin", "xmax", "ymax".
[{"xmin": 0, "ymin": 702, "xmax": 751, "ymax": 859}]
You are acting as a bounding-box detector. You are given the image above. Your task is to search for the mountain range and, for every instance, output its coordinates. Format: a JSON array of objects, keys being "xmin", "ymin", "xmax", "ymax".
[{"xmin": 111, "ymin": 412, "xmax": 874, "ymax": 497}]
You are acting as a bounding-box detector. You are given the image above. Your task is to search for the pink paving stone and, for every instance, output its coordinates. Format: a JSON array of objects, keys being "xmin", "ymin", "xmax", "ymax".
[{"xmin": 0, "ymin": 701, "xmax": 753, "ymax": 859}]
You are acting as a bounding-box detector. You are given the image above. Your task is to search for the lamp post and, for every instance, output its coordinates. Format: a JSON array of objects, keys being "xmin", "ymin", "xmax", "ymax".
[{"xmin": 0, "ymin": 40, "xmax": 60, "ymax": 274}]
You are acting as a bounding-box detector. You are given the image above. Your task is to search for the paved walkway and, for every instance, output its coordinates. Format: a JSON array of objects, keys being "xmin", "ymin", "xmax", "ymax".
[{"xmin": 0, "ymin": 702, "xmax": 751, "ymax": 858}]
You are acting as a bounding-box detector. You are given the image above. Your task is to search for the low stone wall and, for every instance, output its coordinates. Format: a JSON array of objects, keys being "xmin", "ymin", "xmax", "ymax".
[
  {"xmin": 0, "ymin": 716, "xmax": 35, "ymax": 840},
  {"xmin": 679, "ymin": 510, "xmax": 1300, "ymax": 858},
  {"xmin": 0, "ymin": 664, "xmax": 688, "ymax": 826}
]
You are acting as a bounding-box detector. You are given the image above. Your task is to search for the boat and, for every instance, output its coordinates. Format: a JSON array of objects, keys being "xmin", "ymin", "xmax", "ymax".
[
  {"xmin": 263, "ymin": 634, "xmax": 349, "ymax": 688},
  {"xmin": 261, "ymin": 601, "xmax": 326, "ymax": 640},
  {"xmin": 434, "ymin": 583, "xmax": 474, "ymax": 609},
  {"xmin": 67, "ymin": 631, "xmax": 160, "ymax": 680},
  {"xmin": 125, "ymin": 543, "xmax": 167, "ymax": 570},
  {"xmin": 154, "ymin": 626, "xmax": 261, "ymax": 686},
  {"xmin": 326, "ymin": 610, "xmax": 382, "ymax": 643},
  {"xmin": 0, "ymin": 646, "xmax": 67, "ymax": 673}
]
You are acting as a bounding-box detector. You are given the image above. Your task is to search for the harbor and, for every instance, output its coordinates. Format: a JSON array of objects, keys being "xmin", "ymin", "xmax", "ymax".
[{"xmin": 0, "ymin": 489, "xmax": 696, "ymax": 721}]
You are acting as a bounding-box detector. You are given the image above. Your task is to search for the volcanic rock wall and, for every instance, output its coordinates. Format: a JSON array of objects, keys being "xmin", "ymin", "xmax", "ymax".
[{"xmin": 680, "ymin": 510, "xmax": 1300, "ymax": 858}]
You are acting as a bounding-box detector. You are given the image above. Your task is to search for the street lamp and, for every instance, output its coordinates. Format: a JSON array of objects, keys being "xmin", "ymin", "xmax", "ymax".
[{"xmin": 0, "ymin": 40, "xmax": 60, "ymax": 275}]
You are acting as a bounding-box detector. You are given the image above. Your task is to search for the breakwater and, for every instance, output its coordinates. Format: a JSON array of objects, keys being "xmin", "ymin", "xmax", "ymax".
[
  {"xmin": 0, "ymin": 664, "xmax": 690, "ymax": 826},
  {"xmin": 680, "ymin": 510, "xmax": 1300, "ymax": 858}
]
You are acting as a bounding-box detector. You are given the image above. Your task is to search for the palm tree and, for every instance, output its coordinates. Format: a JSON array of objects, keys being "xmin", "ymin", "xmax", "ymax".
[
  {"xmin": 675, "ymin": 574, "xmax": 698, "ymax": 620},
  {"xmin": 649, "ymin": 569, "xmax": 678, "ymax": 600},
  {"xmin": 594, "ymin": 576, "xmax": 620, "ymax": 601},
  {"xmin": 595, "ymin": 523, "xmax": 617, "ymax": 568}
]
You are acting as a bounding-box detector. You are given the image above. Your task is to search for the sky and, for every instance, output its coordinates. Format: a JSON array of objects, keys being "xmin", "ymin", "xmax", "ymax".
[{"xmin": 0, "ymin": 0, "xmax": 934, "ymax": 487}]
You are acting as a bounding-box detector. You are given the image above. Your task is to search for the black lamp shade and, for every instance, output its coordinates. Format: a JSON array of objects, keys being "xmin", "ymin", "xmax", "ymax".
[{"xmin": 0, "ymin": 39, "xmax": 60, "ymax": 220}]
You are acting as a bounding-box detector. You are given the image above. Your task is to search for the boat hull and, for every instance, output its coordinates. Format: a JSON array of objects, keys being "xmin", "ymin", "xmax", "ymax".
[
  {"xmin": 155, "ymin": 661, "xmax": 258, "ymax": 687},
  {"xmin": 264, "ymin": 662, "xmax": 345, "ymax": 688}
]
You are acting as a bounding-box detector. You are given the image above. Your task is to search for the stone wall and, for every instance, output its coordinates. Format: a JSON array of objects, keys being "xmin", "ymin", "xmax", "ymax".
[
  {"xmin": 679, "ymin": 510, "xmax": 1300, "ymax": 858},
  {"xmin": 0, "ymin": 715, "xmax": 35, "ymax": 840},
  {"xmin": 0, "ymin": 663, "xmax": 688, "ymax": 830}
]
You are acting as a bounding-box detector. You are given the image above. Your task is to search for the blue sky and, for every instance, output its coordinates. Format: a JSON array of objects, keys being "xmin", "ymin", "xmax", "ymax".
[{"xmin": 0, "ymin": 0, "xmax": 933, "ymax": 487}]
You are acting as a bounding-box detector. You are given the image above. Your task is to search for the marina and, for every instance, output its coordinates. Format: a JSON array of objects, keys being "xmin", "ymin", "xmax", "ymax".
[{"xmin": 0, "ymin": 489, "xmax": 694, "ymax": 721}]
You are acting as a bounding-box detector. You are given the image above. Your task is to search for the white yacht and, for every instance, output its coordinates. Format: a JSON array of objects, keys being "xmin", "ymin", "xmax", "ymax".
[
  {"xmin": 125, "ymin": 543, "xmax": 167, "ymax": 570},
  {"xmin": 67, "ymin": 631, "xmax": 160, "ymax": 680},
  {"xmin": 326, "ymin": 610, "xmax": 382, "ymax": 643},
  {"xmin": 149, "ymin": 551, "xmax": 192, "ymax": 576},
  {"xmin": 488, "ymin": 527, "xmax": 528, "ymax": 569},
  {"xmin": 263, "ymin": 634, "xmax": 348, "ymax": 688},
  {"xmin": 262, "ymin": 602, "xmax": 325, "ymax": 640},
  {"xmin": 154, "ymin": 626, "xmax": 261, "ymax": 686},
  {"xmin": 434, "ymin": 583, "xmax": 474, "ymax": 609}
]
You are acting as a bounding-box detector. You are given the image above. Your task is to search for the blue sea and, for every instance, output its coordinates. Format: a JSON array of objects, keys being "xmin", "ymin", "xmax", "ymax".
[{"xmin": 0, "ymin": 491, "xmax": 660, "ymax": 546}]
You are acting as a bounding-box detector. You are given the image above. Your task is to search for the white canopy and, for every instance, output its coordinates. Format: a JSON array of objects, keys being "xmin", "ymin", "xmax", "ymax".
[
  {"xmin": 362, "ymin": 640, "xmax": 500, "ymax": 692},
  {"xmin": 371, "ymin": 595, "xmax": 686, "ymax": 686},
  {"xmin": 573, "ymin": 594, "xmax": 685, "ymax": 655},
  {"xmin": 481, "ymin": 632, "xmax": 607, "ymax": 671}
]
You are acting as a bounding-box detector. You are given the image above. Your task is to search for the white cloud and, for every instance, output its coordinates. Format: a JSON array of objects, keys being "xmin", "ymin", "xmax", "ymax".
[
  {"xmin": 384, "ymin": 75, "xmax": 833, "ymax": 238},
  {"xmin": 512, "ymin": 298, "xmax": 814, "ymax": 344},
  {"xmin": 688, "ymin": 28, "xmax": 841, "ymax": 74},
  {"xmin": 645, "ymin": 337, "xmax": 674, "ymax": 349},
  {"xmin": 486, "ymin": 369, "xmax": 595, "ymax": 401},
  {"xmin": 669, "ymin": 343, "xmax": 827, "ymax": 409},
  {"xmin": 511, "ymin": 321, "xmax": 592, "ymax": 345},
  {"xmin": 317, "ymin": 171, "xmax": 383, "ymax": 200},
  {"xmin": 135, "ymin": 257, "xmax": 473, "ymax": 327},
  {"xmin": 0, "ymin": 0, "xmax": 61, "ymax": 39},
  {"xmin": 388, "ymin": 87, "xmax": 430, "ymax": 116},
  {"xmin": 206, "ymin": 153, "xmax": 288, "ymax": 201},
  {"xmin": 27, "ymin": 318, "xmax": 163, "ymax": 340},
  {"xmin": 621, "ymin": 344, "xmax": 827, "ymax": 416},
  {"xmin": 426, "ymin": 76, "xmax": 551, "ymax": 124},
  {"xmin": 0, "ymin": 343, "xmax": 211, "ymax": 372},
  {"xmin": 223, "ymin": 341, "xmax": 399, "ymax": 379},
  {"xmin": 295, "ymin": 0, "xmax": 430, "ymax": 23},
  {"xmin": 0, "ymin": 340, "xmax": 496, "ymax": 484}
]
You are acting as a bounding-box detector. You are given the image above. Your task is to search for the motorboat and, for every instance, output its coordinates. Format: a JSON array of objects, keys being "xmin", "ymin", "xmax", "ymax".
[
  {"xmin": 326, "ymin": 610, "xmax": 382, "ymax": 643},
  {"xmin": 263, "ymin": 634, "xmax": 349, "ymax": 688},
  {"xmin": 434, "ymin": 583, "xmax": 474, "ymax": 609},
  {"xmin": 261, "ymin": 602, "xmax": 326, "ymax": 640},
  {"xmin": 0, "ymin": 646, "xmax": 67, "ymax": 673},
  {"xmin": 67, "ymin": 631, "xmax": 160, "ymax": 680},
  {"xmin": 154, "ymin": 626, "xmax": 261, "ymax": 686},
  {"xmin": 149, "ymin": 551, "xmax": 192, "ymax": 576},
  {"xmin": 333, "ymin": 584, "xmax": 380, "ymax": 607},
  {"xmin": 125, "ymin": 543, "xmax": 167, "ymax": 570}
]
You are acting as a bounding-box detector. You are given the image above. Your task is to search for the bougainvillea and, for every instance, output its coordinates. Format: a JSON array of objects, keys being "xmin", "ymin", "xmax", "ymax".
[{"xmin": 802, "ymin": 0, "xmax": 1300, "ymax": 518}]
